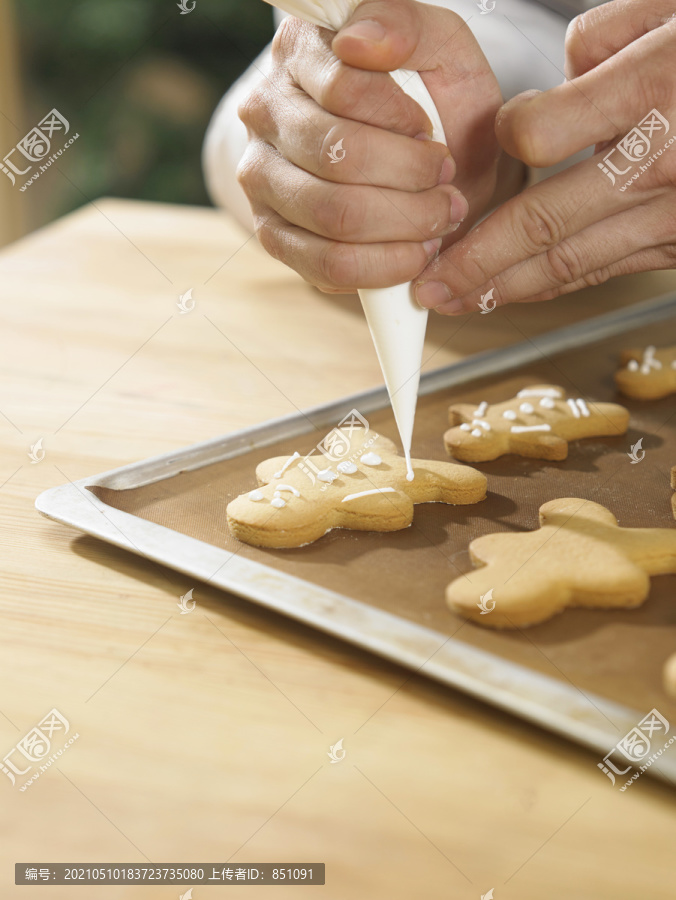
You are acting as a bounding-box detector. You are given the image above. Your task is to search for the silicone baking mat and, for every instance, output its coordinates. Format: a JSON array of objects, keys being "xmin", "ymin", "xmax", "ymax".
[{"xmin": 90, "ymin": 319, "xmax": 676, "ymax": 723}]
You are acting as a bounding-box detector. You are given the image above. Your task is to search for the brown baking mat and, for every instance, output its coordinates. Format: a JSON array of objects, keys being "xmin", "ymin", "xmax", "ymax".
[{"xmin": 92, "ymin": 318, "xmax": 676, "ymax": 720}]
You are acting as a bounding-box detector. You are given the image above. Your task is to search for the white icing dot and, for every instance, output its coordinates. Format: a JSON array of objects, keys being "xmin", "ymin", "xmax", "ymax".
[
  {"xmin": 475, "ymin": 401, "xmax": 488, "ymax": 417},
  {"xmin": 360, "ymin": 452, "xmax": 382, "ymax": 466},
  {"xmin": 471, "ymin": 428, "xmax": 483, "ymax": 437},
  {"xmin": 459, "ymin": 423, "xmax": 471, "ymax": 431},
  {"xmin": 317, "ymin": 469, "xmax": 338, "ymax": 483},
  {"xmin": 270, "ymin": 498, "xmax": 286, "ymax": 508},
  {"xmin": 275, "ymin": 483, "xmax": 300, "ymax": 496},
  {"xmin": 502, "ymin": 410, "xmax": 517, "ymax": 420},
  {"xmin": 337, "ymin": 460, "xmax": 358, "ymax": 475},
  {"xmin": 539, "ymin": 397, "xmax": 556, "ymax": 409},
  {"xmin": 519, "ymin": 402, "xmax": 534, "ymax": 414},
  {"xmin": 627, "ymin": 359, "xmax": 639, "ymax": 372},
  {"xmin": 273, "ymin": 491, "xmax": 281, "ymax": 498},
  {"xmin": 248, "ymin": 490, "xmax": 264, "ymax": 502}
]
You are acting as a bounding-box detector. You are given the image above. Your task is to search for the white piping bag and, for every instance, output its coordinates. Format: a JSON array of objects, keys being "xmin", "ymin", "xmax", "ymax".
[{"xmin": 263, "ymin": 0, "xmax": 447, "ymax": 481}]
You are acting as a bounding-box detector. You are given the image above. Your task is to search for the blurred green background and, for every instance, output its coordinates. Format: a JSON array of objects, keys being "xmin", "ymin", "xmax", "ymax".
[{"xmin": 14, "ymin": 0, "xmax": 274, "ymax": 229}]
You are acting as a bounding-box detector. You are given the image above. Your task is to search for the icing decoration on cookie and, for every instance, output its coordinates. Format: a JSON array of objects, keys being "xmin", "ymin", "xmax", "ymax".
[
  {"xmin": 360, "ymin": 452, "xmax": 382, "ymax": 466},
  {"xmin": 249, "ymin": 490, "xmax": 264, "ymax": 502},
  {"xmin": 317, "ymin": 469, "xmax": 338, "ymax": 484},
  {"xmin": 337, "ymin": 460, "xmax": 358, "ymax": 475},
  {"xmin": 446, "ymin": 498, "xmax": 676, "ymax": 628},
  {"xmin": 342, "ymin": 488, "xmax": 396, "ymax": 502},
  {"xmin": 274, "ymin": 451, "xmax": 300, "ymax": 479},
  {"xmin": 475, "ymin": 401, "xmax": 489, "ymax": 417},
  {"xmin": 444, "ymin": 384, "xmax": 629, "ymax": 462},
  {"xmin": 227, "ymin": 428, "xmax": 487, "ymax": 548},
  {"xmin": 615, "ymin": 343, "xmax": 676, "ymax": 400},
  {"xmin": 275, "ymin": 484, "xmax": 300, "ymax": 496}
]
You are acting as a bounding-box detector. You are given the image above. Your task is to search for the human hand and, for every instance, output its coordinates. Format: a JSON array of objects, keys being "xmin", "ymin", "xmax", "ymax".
[
  {"xmin": 237, "ymin": 0, "xmax": 503, "ymax": 292},
  {"xmin": 415, "ymin": 0, "xmax": 676, "ymax": 314}
]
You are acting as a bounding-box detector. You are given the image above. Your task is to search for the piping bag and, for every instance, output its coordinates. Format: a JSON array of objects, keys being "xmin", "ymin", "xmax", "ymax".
[{"xmin": 263, "ymin": 0, "xmax": 447, "ymax": 481}]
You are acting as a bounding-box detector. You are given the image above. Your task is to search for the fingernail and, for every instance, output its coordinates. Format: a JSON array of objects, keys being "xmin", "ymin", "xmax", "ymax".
[
  {"xmin": 339, "ymin": 18, "xmax": 386, "ymax": 43},
  {"xmin": 438, "ymin": 298, "xmax": 467, "ymax": 315},
  {"xmin": 422, "ymin": 237, "xmax": 442, "ymax": 260},
  {"xmin": 437, "ymin": 156, "xmax": 455, "ymax": 185},
  {"xmin": 415, "ymin": 280, "xmax": 451, "ymax": 309},
  {"xmin": 450, "ymin": 192, "xmax": 468, "ymax": 223},
  {"xmin": 415, "ymin": 132, "xmax": 433, "ymax": 141}
]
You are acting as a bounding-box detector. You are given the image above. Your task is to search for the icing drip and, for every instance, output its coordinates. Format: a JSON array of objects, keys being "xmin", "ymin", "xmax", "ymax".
[
  {"xmin": 540, "ymin": 397, "xmax": 556, "ymax": 409},
  {"xmin": 248, "ymin": 490, "xmax": 264, "ymax": 502},
  {"xmin": 627, "ymin": 359, "xmax": 639, "ymax": 372},
  {"xmin": 517, "ymin": 388, "xmax": 562, "ymax": 398},
  {"xmin": 342, "ymin": 487, "xmax": 396, "ymax": 503},
  {"xmin": 275, "ymin": 484, "xmax": 300, "ymax": 496},
  {"xmin": 567, "ymin": 398, "xmax": 590, "ymax": 418},
  {"xmin": 337, "ymin": 460, "xmax": 358, "ymax": 474},
  {"xmin": 317, "ymin": 469, "xmax": 338, "ymax": 483},
  {"xmin": 519, "ymin": 402, "xmax": 534, "ymax": 414},
  {"xmin": 475, "ymin": 401, "xmax": 489, "ymax": 417},
  {"xmin": 502, "ymin": 410, "xmax": 517, "ymax": 420},
  {"xmin": 360, "ymin": 452, "xmax": 382, "ymax": 466},
  {"xmin": 274, "ymin": 451, "xmax": 300, "ymax": 479},
  {"xmin": 270, "ymin": 497, "xmax": 286, "ymax": 508},
  {"xmin": 511, "ymin": 424, "xmax": 551, "ymax": 433}
]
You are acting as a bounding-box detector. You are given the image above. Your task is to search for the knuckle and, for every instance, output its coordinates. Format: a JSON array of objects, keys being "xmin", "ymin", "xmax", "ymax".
[
  {"xmin": 582, "ymin": 266, "xmax": 613, "ymax": 288},
  {"xmin": 517, "ymin": 197, "xmax": 567, "ymax": 253},
  {"xmin": 320, "ymin": 62, "xmax": 373, "ymax": 116},
  {"xmin": 316, "ymin": 241, "xmax": 360, "ymax": 287},
  {"xmin": 315, "ymin": 185, "xmax": 365, "ymax": 240},
  {"xmin": 271, "ymin": 15, "xmax": 300, "ymax": 61},
  {"xmin": 564, "ymin": 15, "xmax": 588, "ymax": 67},
  {"xmin": 235, "ymin": 145, "xmax": 266, "ymax": 195},
  {"xmin": 255, "ymin": 217, "xmax": 282, "ymax": 261},
  {"xmin": 237, "ymin": 86, "xmax": 274, "ymax": 136},
  {"xmin": 543, "ymin": 240, "xmax": 585, "ymax": 285}
]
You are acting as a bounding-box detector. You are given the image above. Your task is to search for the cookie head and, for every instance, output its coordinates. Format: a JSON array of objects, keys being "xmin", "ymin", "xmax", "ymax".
[{"xmin": 615, "ymin": 345, "xmax": 676, "ymax": 400}]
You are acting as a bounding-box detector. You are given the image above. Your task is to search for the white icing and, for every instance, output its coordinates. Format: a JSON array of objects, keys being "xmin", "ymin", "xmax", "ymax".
[
  {"xmin": 460, "ymin": 423, "xmax": 471, "ymax": 431},
  {"xmin": 567, "ymin": 398, "xmax": 590, "ymax": 418},
  {"xmin": 517, "ymin": 388, "xmax": 562, "ymax": 398},
  {"xmin": 627, "ymin": 359, "xmax": 639, "ymax": 372},
  {"xmin": 270, "ymin": 497, "xmax": 286, "ymax": 508},
  {"xmin": 511, "ymin": 424, "xmax": 551, "ymax": 433},
  {"xmin": 360, "ymin": 452, "xmax": 382, "ymax": 466},
  {"xmin": 275, "ymin": 484, "xmax": 300, "ymax": 496},
  {"xmin": 475, "ymin": 401, "xmax": 488, "ymax": 417},
  {"xmin": 519, "ymin": 402, "xmax": 534, "ymax": 414},
  {"xmin": 317, "ymin": 468, "xmax": 338, "ymax": 483},
  {"xmin": 342, "ymin": 487, "xmax": 396, "ymax": 503},
  {"xmin": 502, "ymin": 410, "xmax": 517, "ymax": 420},
  {"xmin": 640, "ymin": 345, "xmax": 662, "ymax": 374},
  {"xmin": 471, "ymin": 428, "xmax": 483, "ymax": 437},
  {"xmin": 406, "ymin": 471, "xmax": 414, "ymax": 482},
  {"xmin": 274, "ymin": 451, "xmax": 300, "ymax": 479},
  {"xmin": 337, "ymin": 460, "xmax": 358, "ymax": 474},
  {"xmin": 248, "ymin": 490, "xmax": 264, "ymax": 502},
  {"xmin": 472, "ymin": 418, "xmax": 491, "ymax": 431},
  {"xmin": 672, "ymin": 360, "xmax": 676, "ymax": 370},
  {"xmin": 539, "ymin": 397, "xmax": 556, "ymax": 409}
]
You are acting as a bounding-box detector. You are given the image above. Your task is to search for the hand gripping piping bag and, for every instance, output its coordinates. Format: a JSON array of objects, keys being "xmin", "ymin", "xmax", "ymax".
[{"xmin": 263, "ymin": 0, "xmax": 448, "ymax": 481}]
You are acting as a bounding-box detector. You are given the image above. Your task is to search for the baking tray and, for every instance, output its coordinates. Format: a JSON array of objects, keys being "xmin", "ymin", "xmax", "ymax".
[{"xmin": 37, "ymin": 293, "xmax": 676, "ymax": 783}]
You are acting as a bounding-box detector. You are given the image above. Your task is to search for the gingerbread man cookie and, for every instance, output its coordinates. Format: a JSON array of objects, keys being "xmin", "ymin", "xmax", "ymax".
[
  {"xmin": 227, "ymin": 429, "xmax": 487, "ymax": 548},
  {"xmin": 444, "ymin": 385, "xmax": 629, "ymax": 462},
  {"xmin": 446, "ymin": 498, "xmax": 676, "ymax": 628},
  {"xmin": 663, "ymin": 653, "xmax": 676, "ymax": 700},
  {"xmin": 615, "ymin": 344, "xmax": 676, "ymax": 400}
]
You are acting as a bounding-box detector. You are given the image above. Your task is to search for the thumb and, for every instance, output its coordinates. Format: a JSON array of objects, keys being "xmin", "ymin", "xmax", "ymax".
[{"xmin": 332, "ymin": 0, "xmax": 470, "ymax": 73}]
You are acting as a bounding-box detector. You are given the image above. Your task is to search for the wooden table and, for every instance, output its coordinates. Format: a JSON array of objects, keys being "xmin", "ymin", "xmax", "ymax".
[{"xmin": 1, "ymin": 198, "xmax": 675, "ymax": 900}]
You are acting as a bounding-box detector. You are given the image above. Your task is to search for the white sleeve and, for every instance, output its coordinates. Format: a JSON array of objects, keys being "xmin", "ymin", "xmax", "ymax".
[{"xmin": 203, "ymin": 2, "xmax": 570, "ymax": 226}]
